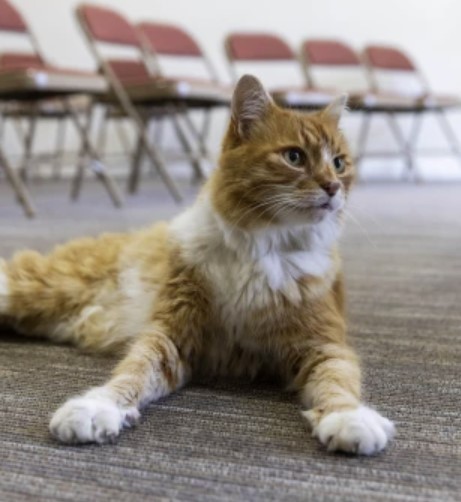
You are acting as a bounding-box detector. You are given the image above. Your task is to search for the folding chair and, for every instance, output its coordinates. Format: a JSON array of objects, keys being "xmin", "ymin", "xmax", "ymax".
[
  {"xmin": 0, "ymin": 53, "xmax": 72, "ymax": 182},
  {"xmin": 77, "ymin": 4, "xmax": 226, "ymax": 198},
  {"xmin": 301, "ymin": 39, "xmax": 425, "ymax": 177},
  {"xmin": 363, "ymin": 44, "xmax": 461, "ymax": 178},
  {"xmin": 0, "ymin": 0, "xmax": 122, "ymax": 215},
  {"xmin": 225, "ymin": 32, "xmax": 336, "ymax": 109},
  {"xmin": 137, "ymin": 21, "xmax": 231, "ymax": 169}
]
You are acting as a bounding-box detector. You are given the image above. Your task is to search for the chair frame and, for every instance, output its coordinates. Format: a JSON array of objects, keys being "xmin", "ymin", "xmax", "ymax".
[
  {"xmin": 0, "ymin": 0, "xmax": 123, "ymax": 216},
  {"xmin": 224, "ymin": 32, "xmax": 335, "ymax": 110},
  {"xmin": 300, "ymin": 38, "xmax": 425, "ymax": 179},
  {"xmin": 136, "ymin": 20, "xmax": 228, "ymax": 177},
  {"xmin": 77, "ymin": 5, "xmax": 227, "ymax": 200},
  {"xmin": 362, "ymin": 44, "xmax": 461, "ymax": 179}
]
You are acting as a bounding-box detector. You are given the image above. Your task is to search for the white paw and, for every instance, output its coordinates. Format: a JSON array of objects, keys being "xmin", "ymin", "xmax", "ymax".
[
  {"xmin": 304, "ymin": 405, "xmax": 395, "ymax": 455},
  {"xmin": 49, "ymin": 388, "xmax": 140, "ymax": 444}
]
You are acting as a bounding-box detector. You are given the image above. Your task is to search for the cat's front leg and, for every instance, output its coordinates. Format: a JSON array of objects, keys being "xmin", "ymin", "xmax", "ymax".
[
  {"xmin": 50, "ymin": 263, "xmax": 209, "ymax": 445},
  {"xmin": 295, "ymin": 343, "xmax": 395, "ymax": 455},
  {"xmin": 50, "ymin": 327, "xmax": 188, "ymax": 444}
]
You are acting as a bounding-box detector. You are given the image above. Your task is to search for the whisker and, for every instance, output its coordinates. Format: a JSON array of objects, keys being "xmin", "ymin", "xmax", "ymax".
[
  {"xmin": 230, "ymin": 193, "xmax": 294, "ymax": 228},
  {"xmin": 342, "ymin": 208, "xmax": 377, "ymax": 248},
  {"xmin": 346, "ymin": 201, "xmax": 382, "ymax": 227},
  {"xmin": 231, "ymin": 183, "xmax": 290, "ymax": 218}
]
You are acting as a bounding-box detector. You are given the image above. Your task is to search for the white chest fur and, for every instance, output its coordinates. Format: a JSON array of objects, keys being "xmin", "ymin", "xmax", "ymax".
[{"xmin": 170, "ymin": 196, "xmax": 340, "ymax": 320}]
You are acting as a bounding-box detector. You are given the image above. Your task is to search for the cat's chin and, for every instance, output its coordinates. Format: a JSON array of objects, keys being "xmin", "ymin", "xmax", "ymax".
[
  {"xmin": 288, "ymin": 202, "xmax": 342, "ymax": 225},
  {"xmin": 276, "ymin": 207, "xmax": 336, "ymax": 227},
  {"xmin": 283, "ymin": 195, "xmax": 344, "ymax": 226},
  {"xmin": 310, "ymin": 208, "xmax": 335, "ymax": 223}
]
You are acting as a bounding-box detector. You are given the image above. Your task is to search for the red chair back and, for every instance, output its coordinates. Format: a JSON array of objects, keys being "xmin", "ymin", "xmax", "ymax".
[
  {"xmin": 0, "ymin": 0, "xmax": 28, "ymax": 33},
  {"xmin": 77, "ymin": 5, "xmax": 150, "ymax": 84},
  {"xmin": 77, "ymin": 4, "xmax": 141, "ymax": 47},
  {"xmin": 226, "ymin": 33, "xmax": 295, "ymax": 61},
  {"xmin": 138, "ymin": 22, "xmax": 202, "ymax": 57},
  {"xmin": 0, "ymin": 52, "xmax": 44, "ymax": 70},
  {"xmin": 302, "ymin": 40, "xmax": 360, "ymax": 66},
  {"xmin": 364, "ymin": 45, "xmax": 416, "ymax": 71}
]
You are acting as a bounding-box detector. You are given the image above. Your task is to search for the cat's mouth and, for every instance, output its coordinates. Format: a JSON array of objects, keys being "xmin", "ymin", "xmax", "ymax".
[
  {"xmin": 311, "ymin": 199, "xmax": 337, "ymax": 213},
  {"xmin": 316, "ymin": 194, "xmax": 344, "ymax": 212},
  {"xmin": 286, "ymin": 195, "xmax": 343, "ymax": 222}
]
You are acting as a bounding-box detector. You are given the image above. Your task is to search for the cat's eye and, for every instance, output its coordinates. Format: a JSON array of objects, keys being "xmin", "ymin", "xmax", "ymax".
[
  {"xmin": 283, "ymin": 148, "xmax": 305, "ymax": 167},
  {"xmin": 333, "ymin": 156, "xmax": 346, "ymax": 174}
]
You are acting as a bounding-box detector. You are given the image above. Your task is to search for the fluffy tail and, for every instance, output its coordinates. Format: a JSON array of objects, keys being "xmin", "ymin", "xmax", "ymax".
[
  {"xmin": 0, "ymin": 239, "xmax": 135, "ymax": 354},
  {"xmin": 0, "ymin": 245, "xmax": 110, "ymax": 347}
]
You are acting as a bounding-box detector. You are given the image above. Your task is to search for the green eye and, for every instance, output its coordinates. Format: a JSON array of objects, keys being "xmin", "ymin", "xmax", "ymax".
[
  {"xmin": 333, "ymin": 156, "xmax": 345, "ymax": 173},
  {"xmin": 283, "ymin": 148, "xmax": 305, "ymax": 167}
]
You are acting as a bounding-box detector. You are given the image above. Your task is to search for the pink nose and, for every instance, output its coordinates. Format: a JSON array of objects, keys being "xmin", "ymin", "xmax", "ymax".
[{"xmin": 321, "ymin": 181, "xmax": 340, "ymax": 197}]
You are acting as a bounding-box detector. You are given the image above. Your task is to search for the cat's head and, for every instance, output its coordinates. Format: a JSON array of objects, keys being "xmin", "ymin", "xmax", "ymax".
[{"xmin": 211, "ymin": 75, "xmax": 354, "ymax": 230}]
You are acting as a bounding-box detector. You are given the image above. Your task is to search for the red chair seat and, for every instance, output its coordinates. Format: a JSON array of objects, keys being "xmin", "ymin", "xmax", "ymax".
[
  {"xmin": 0, "ymin": 63, "xmax": 107, "ymax": 98},
  {"xmin": 105, "ymin": 58, "xmax": 231, "ymax": 105},
  {"xmin": 350, "ymin": 91, "xmax": 461, "ymax": 111},
  {"xmin": 0, "ymin": 51, "xmax": 46, "ymax": 70},
  {"xmin": 124, "ymin": 76, "xmax": 231, "ymax": 105},
  {"xmin": 349, "ymin": 91, "xmax": 421, "ymax": 111},
  {"xmin": 419, "ymin": 93, "xmax": 461, "ymax": 109}
]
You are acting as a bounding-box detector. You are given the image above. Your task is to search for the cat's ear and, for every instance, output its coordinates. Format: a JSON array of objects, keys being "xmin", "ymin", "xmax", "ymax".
[
  {"xmin": 323, "ymin": 94, "xmax": 348, "ymax": 125},
  {"xmin": 231, "ymin": 74, "xmax": 273, "ymax": 139}
]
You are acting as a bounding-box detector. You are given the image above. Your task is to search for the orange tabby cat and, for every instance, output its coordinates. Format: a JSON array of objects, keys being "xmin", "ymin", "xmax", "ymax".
[{"xmin": 0, "ymin": 75, "xmax": 394, "ymax": 454}]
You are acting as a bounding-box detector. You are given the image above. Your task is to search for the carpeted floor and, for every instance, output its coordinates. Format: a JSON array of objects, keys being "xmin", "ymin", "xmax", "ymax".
[{"xmin": 0, "ymin": 180, "xmax": 460, "ymax": 501}]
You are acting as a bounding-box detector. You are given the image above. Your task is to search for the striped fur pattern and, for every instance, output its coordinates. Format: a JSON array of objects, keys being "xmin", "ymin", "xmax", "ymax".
[{"xmin": 0, "ymin": 75, "xmax": 394, "ymax": 454}]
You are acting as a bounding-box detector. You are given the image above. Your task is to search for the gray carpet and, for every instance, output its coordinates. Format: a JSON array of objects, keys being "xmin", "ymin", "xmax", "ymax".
[{"xmin": 0, "ymin": 180, "xmax": 460, "ymax": 501}]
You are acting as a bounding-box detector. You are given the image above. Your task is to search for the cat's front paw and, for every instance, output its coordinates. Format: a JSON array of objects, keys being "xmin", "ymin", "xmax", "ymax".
[
  {"xmin": 303, "ymin": 405, "xmax": 395, "ymax": 455},
  {"xmin": 49, "ymin": 388, "xmax": 140, "ymax": 444}
]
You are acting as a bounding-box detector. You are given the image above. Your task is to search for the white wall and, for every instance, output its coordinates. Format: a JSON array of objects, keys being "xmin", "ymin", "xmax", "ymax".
[{"xmin": 4, "ymin": 0, "xmax": 461, "ymax": 180}]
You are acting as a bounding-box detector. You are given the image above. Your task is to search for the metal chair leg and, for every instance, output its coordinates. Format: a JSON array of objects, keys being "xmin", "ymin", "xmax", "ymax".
[
  {"xmin": 96, "ymin": 105, "xmax": 109, "ymax": 158},
  {"xmin": 406, "ymin": 112, "xmax": 424, "ymax": 151},
  {"xmin": 70, "ymin": 138, "xmax": 88, "ymax": 201},
  {"xmin": 70, "ymin": 105, "xmax": 92, "ymax": 201},
  {"xmin": 140, "ymin": 131, "xmax": 182, "ymax": 202},
  {"xmin": 66, "ymin": 100, "xmax": 124, "ymax": 208},
  {"xmin": 0, "ymin": 105, "xmax": 5, "ymax": 145},
  {"xmin": 114, "ymin": 119, "xmax": 133, "ymax": 158},
  {"xmin": 354, "ymin": 111, "xmax": 372, "ymax": 177},
  {"xmin": 170, "ymin": 110, "xmax": 206, "ymax": 182},
  {"xmin": 385, "ymin": 112, "xmax": 417, "ymax": 180},
  {"xmin": 18, "ymin": 106, "xmax": 39, "ymax": 181},
  {"xmin": 52, "ymin": 116, "xmax": 67, "ymax": 180},
  {"xmin": 90, "ymin": 59, "xmax": 182, "ymax": 202},
  {"xmin": 128, "ymin": 133, "xmax": 144, "ymax": 194},
  {"xmin": 0, "ymin": 148, "xmax": 36, "ymax": 217},
  {"xmin": 182, "ymin": 110, "xmax": 213, "ymax": 163},
  {"xmin": 435, "ymin": 109, "xmax": 461, "ymax": 169}
]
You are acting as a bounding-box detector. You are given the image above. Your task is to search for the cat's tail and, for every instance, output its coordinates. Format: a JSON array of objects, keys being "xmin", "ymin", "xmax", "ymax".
[
  {"xmin": 0, "ymin": 249, "xmax": 131, "ymax": 354},
  {"xmin": 0, "ymin": 253, "xmax": 48, "ymax": 320},
  {"xmin": 0, "ymin": 250, "xmax": 90, "ymax": 340}
]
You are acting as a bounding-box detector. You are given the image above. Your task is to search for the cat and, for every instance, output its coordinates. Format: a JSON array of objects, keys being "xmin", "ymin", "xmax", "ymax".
[{"xmin": 0, "ymin": 74, "xmax": 394, "ymax": 455}]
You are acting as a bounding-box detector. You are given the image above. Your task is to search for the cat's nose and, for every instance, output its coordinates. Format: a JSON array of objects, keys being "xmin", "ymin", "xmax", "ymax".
[{"xmin": 321, "ymin": 181, "xmax": 341, "ymax": 197}]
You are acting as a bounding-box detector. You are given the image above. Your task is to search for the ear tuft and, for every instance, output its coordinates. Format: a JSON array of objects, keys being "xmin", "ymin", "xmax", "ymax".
[
  {"xmin": 231, "ymin": 74, "xmax": 273, "ymax": 138},
  {"xmin": 323, "ymin": 94, "xmax": 348, "ymax": 125}
]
